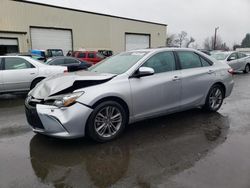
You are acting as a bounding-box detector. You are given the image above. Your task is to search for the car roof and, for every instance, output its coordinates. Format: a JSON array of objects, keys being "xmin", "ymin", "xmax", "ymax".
[
  {"xmin": 129, "ymin": 47, "xmax": 199, "ymax": 53},
  {"xmin": 73, "ymin": 51, "xmax": 98, "ymax": 53},
  {"xmin": 0, "ymin": 55, "xmax": 32, "ymax": 59}
]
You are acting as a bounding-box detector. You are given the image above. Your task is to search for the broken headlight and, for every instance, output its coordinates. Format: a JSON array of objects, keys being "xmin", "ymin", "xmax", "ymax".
[{"xmin": 52, "ymin": 92, "xmax": 84, "ymax": 108}]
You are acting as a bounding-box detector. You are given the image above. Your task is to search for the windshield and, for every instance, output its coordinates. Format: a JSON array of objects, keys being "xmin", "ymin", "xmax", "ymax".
[
  {"xmin": 211, "ymin": 53, "xmax": 229, "ymax": 60},
  {"xmin": 89, "ymin": 51, "xmax": 148, "ymax": 74}
]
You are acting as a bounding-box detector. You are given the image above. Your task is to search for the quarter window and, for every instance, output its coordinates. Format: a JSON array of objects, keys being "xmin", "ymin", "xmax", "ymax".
[
  {"xmin": 200, "ymin": 57, "xmax": 212, "ymax": 67},
  {"xmin": 4, "ymin": 57, "xmax": 34, "ymax": 70},
  {"xmin": 143, "ymin": 51, "xmax": 176, "ymax": 73},
  {"xmin": 177, "ymin": 51, "xmax": 202, "ymax": 69}
]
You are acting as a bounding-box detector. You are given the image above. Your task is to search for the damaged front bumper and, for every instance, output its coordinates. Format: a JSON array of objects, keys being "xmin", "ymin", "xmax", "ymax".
[{"xmin": 25, "ymin": 99, "xmax": 93, "ymax": 139}]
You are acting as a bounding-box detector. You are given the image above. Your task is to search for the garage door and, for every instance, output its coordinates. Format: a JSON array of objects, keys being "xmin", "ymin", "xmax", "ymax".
[
  {"xmin": 125, "ymin": 34, "xmax": 150, "ymax": 51},
  {"xmin": 30, "ymin": 28, "xmax": 72, "ymax": 55},
  {"xmin": 0, "ymin": 38, "xmax": 19, "ymax": 55}
]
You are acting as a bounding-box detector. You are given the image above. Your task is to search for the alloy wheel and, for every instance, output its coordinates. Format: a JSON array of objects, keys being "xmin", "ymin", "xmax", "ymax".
[
  {"xmin": 245, "ymin": 65, "xmax": 250, "ymax": 73},
  {"xmin": 209, "ymin": 87, "xmax": 223, "ymax": 110},
  {"xmin": 94, "ymin": 106, "xmax": 122, "ymax": 138}
]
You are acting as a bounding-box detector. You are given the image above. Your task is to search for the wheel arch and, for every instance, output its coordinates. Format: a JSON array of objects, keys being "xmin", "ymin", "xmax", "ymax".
[
  {"xmin": 30, "ymin": 77, "xmax": 46, "ymax": 89},
  {"xmin": 85, "ymin": 96, "xmax": 130, "ymax": 140},
  {"xmin": 91, "ymin": 96, "xmax": 130, "ymax": 116},
  {"xmin": 212, "ymin": 82, "xmax": 226, "ymax": 98}
]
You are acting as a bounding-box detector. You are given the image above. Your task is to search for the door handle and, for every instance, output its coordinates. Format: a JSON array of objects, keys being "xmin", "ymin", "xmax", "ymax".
[
  {"xmin": 30, "ymin": 73, "xmax": 35, "ymax": 75},
  {"xmin": 208, "ymin": 70, "xmax": 214, "ymax": 74},
  {"xmin": 172, "ymin": 76, "xmax": 180, "ymax": 81}
]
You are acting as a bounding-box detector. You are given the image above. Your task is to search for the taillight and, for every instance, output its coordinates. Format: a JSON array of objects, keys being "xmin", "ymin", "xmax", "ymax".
[
  {"xmin": 228, "ymin": 68, "xmax": 234, "ymax": 74},
  {"xmin": 64, "ymin": 69, "xmax": 68, "ymax": 73}
]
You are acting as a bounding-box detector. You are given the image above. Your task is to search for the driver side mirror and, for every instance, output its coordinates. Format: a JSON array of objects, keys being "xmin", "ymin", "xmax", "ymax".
[
  {"xmin": 228, "ymin": 56, "xmax": 236, "ymax": 61},
  {"xmin": 133, "ymin": 67, "xmax": 155, "ymax": 78}
]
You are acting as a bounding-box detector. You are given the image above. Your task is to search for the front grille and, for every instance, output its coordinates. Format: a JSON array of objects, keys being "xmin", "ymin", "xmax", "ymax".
[{"xmin": 25, "ymin": 105, "xmax": 44, "ymax": 130}]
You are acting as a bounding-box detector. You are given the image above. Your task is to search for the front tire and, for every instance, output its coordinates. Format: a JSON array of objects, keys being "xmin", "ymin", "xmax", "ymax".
[
  {"xmin": 243, "ymin": 64, "xmax": 250, "ymax": 74},
  {"xmin": 203, "ymin": 85, "xmax": 224, "ymax": 112},
  {"xmin": 87, "ymin": 101, "xmax": 128, "ymax": 142}
]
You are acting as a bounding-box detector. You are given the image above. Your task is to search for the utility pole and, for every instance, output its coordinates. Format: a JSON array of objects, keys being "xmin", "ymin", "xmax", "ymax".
[{"xmin": 214, "ymin": 27, "xmax": 219, "ymax": 50}]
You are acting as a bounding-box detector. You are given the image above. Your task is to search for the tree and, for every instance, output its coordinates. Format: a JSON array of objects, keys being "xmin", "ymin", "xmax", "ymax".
[
  {"xmin": 203, "ymin": 35, "xmax": 229, "ymax": 51},
  {"xmin": 185, "ymin": 37, "xmax": 195, "ymax": 48},
  {"xmin": 166, "ymin": 31, "xmax": 195, "ymax": 48},
  {"xmin": 166, "ymin": 34, "xmax": 178, "ymax": 47},
  {"xmin": 175, "ymin": 31, "xmax": 188, "ymax": 47},
  {"xmin": 241, "ymin": 33, "xmax": 250, "ymax": 48}
]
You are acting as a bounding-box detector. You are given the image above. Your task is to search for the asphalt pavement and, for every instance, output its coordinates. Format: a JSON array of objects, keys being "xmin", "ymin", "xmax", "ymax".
[{"xmin": 0, "ymin": 73, "xmax": 250, "ymax": 188}]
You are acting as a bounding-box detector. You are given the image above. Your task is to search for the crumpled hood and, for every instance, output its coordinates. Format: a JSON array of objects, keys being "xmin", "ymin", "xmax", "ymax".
[{"xmin": 29, "ymin": 71, "xmax": 116, "ymax": 99}]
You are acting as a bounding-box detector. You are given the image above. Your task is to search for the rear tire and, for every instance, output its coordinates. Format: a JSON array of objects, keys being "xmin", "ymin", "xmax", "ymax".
[
  {"xmin": 203, "ymin": 84, "xmax": 224, "ymax": 112},
  {"xmin": 86, "ymin": 101, "xmax": 128, "ymax": 142},
  {"xmin": 243, "ymin": 64, "xmax": 250, "ymax": 74}
]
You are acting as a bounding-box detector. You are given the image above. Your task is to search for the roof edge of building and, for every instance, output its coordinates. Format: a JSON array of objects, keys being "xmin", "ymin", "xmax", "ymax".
[{"xmin": 12, "ymin": 0, "xmax": 168, "ymax": 27}]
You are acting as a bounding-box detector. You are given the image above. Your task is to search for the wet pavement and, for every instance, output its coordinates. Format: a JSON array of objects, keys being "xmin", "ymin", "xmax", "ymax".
[{"xmin": 0, "ymin": 74, "xmax": 250, "ymax": 188}]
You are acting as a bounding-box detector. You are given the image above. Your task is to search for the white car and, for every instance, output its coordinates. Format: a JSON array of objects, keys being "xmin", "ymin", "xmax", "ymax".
[
  {"xmin": 0, "ymin": 56, "xmax": 67, "ymax": 93},
  {"xmin": 211, "ymin": 51, "xmax": 250, "ymax": 73}
]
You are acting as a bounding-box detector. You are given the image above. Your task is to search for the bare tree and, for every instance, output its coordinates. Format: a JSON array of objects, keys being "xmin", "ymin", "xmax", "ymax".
[
  {"xmin": 166, "ymin": 34, "xmax": 177, "ymax": 47},
  {"xmin": 166, "ymin": 31, "xmax": 195, "ymax": 48},
  {"xmin": 175, "ymin": 31, "xmax": 188, "ymax": 47},
  {"xmin": 185, "ymin": 37, "xmax": 195, "ymax": 48},
  {"xmin": 203, "ymin": 36, "xmax": 229, "ymax": 51}
]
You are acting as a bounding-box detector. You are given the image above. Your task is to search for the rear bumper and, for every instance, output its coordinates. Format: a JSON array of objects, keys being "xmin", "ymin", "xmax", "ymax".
[{"xmin": 25, "ymin": 101, "xmax": 93, "ymax": 139}]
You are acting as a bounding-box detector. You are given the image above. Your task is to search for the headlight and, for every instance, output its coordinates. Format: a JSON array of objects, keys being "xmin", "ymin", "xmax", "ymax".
[{"xmin": 52, "ymin": 92, "xmax": 84, "ymax": 108}]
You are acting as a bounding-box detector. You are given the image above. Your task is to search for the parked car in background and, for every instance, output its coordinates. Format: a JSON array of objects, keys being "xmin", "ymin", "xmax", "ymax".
[
  {"xmin": 211, "ymin": 51, "xmax": 250, "ymax": 73},
  {"xmin": 46, "ymin": 57, "xmax": 92, "ymax": 72},
  {"xmin": 98, "ymin": 50, "xmax": 113, "ymax": 57},
  {"xmin": 31, "ymin": 49, "xmax": 64, "ymax": 61},
  {"xmin": 0, "ymin": 56, "xmax": 67, "ymax": 93},
  {"xmin": 31, "ymin": 50, "xmax": 46, "ymax": 60},
  {"xmin": 46, "ymin": 49, "xmax": 64, "ymax": 57},
  {"xmin": 72, "ymin": 51, "xmax": 105, "ymax": 64},
  {"xmin": 25, "ymin": 48, "xmax": 234, "ymax": 142},
  {"xmin": 5, "ymin": 52, "xmax": 46, "ymax": 62}
]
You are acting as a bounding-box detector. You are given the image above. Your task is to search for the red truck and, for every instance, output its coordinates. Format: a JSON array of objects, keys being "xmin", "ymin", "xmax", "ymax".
[{"xmin": 72, "ymin": 51, "xmax": 105, "ymax": 64}]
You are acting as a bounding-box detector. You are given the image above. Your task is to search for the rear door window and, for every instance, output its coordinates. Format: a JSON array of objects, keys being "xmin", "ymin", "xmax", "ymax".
[
  {"xmin": 4, "ymin": 57, "xmax": 35, "ymax": 70},
  {"xmin": 238, "ymin": 53, "xmax": 247, "ymax": 59},
  {"xmin": 177, "ymin": 51, "xmax": 202, "ymax": 69}
]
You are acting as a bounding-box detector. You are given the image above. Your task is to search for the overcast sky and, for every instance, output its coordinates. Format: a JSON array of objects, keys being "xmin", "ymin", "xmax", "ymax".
[{"xmin": 28, "ymin": 0, "xmax": 250, "ymax": 48}]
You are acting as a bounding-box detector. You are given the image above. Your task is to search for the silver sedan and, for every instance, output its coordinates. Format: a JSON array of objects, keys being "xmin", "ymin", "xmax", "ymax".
[
  {"xmin": 0, "ymin": 56, "xmax": 67, "ymax": 93},
  {"xmin": 25, "ymin": 48, "xmax": 234, "ymax": 142},
  {"xmin": 211, "ymin": 51, "xmax": 250, "ymax": 73}
]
